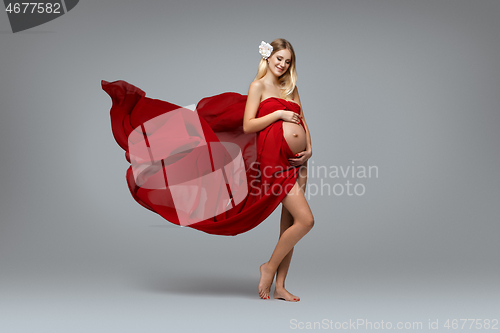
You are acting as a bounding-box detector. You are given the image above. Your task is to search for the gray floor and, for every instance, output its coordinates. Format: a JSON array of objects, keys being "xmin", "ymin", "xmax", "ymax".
[{"xmin": 1, "ymin": 257, "xmax": 498, "ymax": 332}]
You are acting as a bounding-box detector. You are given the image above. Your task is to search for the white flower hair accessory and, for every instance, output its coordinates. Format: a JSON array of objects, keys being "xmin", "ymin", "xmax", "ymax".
[{"xmin": 259, "ymin": 41, "xmax": 273, "ymax": 59}]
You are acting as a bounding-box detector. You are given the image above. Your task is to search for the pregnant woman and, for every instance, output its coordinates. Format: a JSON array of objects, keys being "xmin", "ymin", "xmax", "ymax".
[
  {"xmin": 101, "ymin": 38, "xmax": 313, "ymax": 302},
  {"xmin": 244, "ymin": 39, "xmax": 314, "ymax": 301}
]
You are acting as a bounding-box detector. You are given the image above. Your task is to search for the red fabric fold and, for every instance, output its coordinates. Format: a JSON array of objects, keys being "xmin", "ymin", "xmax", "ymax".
[{"xmin": 102, "ymin": 79, "xmax": 301, "ymax": 236}]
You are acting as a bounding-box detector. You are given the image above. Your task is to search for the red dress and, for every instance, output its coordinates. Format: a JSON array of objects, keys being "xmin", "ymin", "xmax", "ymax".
[{"xmin": 102, "ymin": 79, "xmax": 305, "ymax": 236}]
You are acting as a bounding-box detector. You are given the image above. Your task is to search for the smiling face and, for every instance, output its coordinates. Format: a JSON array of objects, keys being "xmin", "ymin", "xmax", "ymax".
[{"xmin": 267, "ymin": 48, "xmax": 292, "ymax": 77}]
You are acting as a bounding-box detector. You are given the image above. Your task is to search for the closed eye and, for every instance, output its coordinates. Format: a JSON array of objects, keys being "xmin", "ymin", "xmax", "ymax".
[{"xmin": 277, "ymin": 57, "xmax": 291, "ymax": 64}]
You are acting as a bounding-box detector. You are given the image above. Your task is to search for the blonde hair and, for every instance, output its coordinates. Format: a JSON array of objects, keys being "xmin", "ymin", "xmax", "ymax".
[{"xmin": 254, "ymin": 38, "xmax": 297, "ymax": 101}]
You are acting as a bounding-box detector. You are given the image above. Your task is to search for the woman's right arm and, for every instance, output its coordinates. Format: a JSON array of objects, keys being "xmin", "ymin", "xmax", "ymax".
[{"xmin": 243, "ymin": 81, "xmax": 282, "ymax": 134}]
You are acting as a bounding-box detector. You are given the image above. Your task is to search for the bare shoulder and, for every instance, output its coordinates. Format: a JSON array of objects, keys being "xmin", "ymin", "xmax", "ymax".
[
  {"xmin": 249, "ymin": 79, "xmax": 265, "ymax": 94},
  {"xmin": 248, "ymin": 80, "xmax": 265, "ymax": 101}
]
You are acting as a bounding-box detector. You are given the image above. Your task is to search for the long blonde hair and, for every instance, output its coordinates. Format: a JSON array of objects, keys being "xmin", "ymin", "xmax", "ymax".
[{"xmin": 254, "ymin": 38, "xmax": 297, "ymax": 101}]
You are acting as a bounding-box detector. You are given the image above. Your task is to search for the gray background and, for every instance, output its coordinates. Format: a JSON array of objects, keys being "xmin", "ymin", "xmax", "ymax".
[{"xmin": 1, "ymin": 0, "xmax": 499, "ymax": 332}]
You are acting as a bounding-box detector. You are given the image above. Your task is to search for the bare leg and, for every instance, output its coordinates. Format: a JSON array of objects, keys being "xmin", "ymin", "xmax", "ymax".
[
  {"xmin": 272, "ymin": 205, "xmax": 294, "ymax": 300},
  {"xmin": 274, "ymin": 162, "xmax": 308, "ymax": 301},
  {"xmin": 258, "ymin": 162, "xmax": 314, "ymax": 300}
]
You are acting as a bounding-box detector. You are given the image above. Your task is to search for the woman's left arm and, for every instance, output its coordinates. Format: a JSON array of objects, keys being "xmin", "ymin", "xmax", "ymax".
[{"xmin": 292, "ymin": 86, "xmax": 312, "ymax": 162}]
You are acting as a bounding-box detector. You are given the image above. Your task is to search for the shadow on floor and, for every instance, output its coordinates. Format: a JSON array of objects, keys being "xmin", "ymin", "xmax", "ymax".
[{"xmin": 135, "ymin": 274, "xmax": 258, "ymax": 299}]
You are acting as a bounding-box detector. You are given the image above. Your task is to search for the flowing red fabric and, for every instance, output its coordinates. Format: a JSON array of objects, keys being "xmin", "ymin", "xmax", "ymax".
[{"xmin": 102, "ymin": 79, "xmax": 303, "ymax": 236}]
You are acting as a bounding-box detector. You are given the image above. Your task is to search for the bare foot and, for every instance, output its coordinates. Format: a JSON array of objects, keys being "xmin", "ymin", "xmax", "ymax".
[
  {"xmin": 258, "ymin": 262, "xmax": 275, "ymax": 299},
  {"xmin": 274, "ymin": 286, "xmax": 300, "ymax": 302}
]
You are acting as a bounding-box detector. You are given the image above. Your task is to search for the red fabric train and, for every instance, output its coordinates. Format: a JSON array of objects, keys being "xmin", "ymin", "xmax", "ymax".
[{"xmin": 102, "ymin": 79, "xmax": 302, "ymax": 236}]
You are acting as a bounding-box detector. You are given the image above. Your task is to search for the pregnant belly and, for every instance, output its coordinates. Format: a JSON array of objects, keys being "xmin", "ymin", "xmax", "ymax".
[{"xmin": 282, "ymin": 121, "xmax": 307, "ymax": 155}]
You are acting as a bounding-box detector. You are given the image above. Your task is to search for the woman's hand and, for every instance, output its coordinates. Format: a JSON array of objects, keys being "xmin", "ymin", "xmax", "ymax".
[
  {"xmin": 279, "ymin": 110, "xmax": 301, "ymax": 125},
  {"xmin": 288, "ymin": 148, "xmax": 312, "ymax": 166}
]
